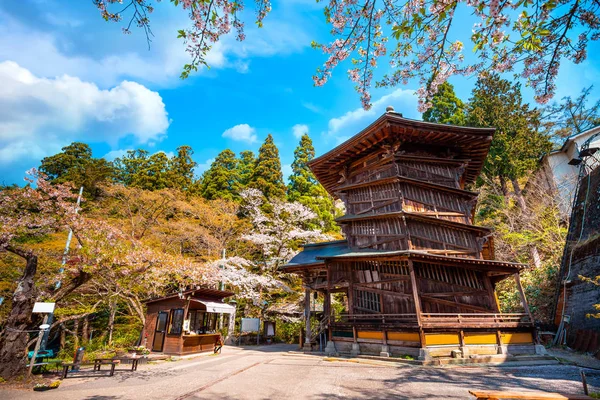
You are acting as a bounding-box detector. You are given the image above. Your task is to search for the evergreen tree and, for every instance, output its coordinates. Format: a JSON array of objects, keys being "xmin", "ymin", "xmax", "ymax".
[
  {"xmin": 422, "ymin": 81, "xmax": 466, "ymax": 125},
  {"xmin": 287, "ymin": 134, "xmax": 339, "ymax": 233},
  {"xmin": 466, "ymin": 73, "xmax": 551, "ymax": 186},
  {"xmin": 288, "ymin": 134, "xmax": 317, "ymax": 201},
  {"xmin": 39, "ymin": 142, "xmax": 114, "ymax": 198},
  {"xmin": 169, "ymin": 145, "xmax": 198, "ymax": 191},
  {"xmin": 249, "ymin": 134, "xmax": 286, "ymax": 200},
  {"xmin": 236, "ymin": 150, "xmax": 256, "ymax": 190},
  {"xmin": 467, "ymin": 72, "xmax": 552, "ymax": 269},
  {"xmin": 200, "ymin": 149, "xmax": 240, "ymax": 200},
  {"xmin": 113, "ymin": 149, "xmax": 151, "ymax": 187}
]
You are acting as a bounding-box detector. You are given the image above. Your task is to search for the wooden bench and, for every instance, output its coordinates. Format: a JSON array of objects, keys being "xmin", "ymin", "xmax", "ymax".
[
  {"xmin": 469, "ymin": 390, "xmax": 592, "ymax": 399},
  {"xmin": 98, "ymin": 355, "xmax": 143, "ymax": 372},
  {"xmin": 61, "ymin": 359, "xmax": 120, "ymax": 379}
]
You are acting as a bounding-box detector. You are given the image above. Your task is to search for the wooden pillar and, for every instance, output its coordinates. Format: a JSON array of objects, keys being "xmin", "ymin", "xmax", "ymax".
[
  {"xmin": 409, "ymin": 259, "xmax": 425, "ymax": 348},
  {"xmin": 408, "ymin": 260, "xmax": 422, "ymax": 326},
  {"xmin": 514, "ymin": 273, "xmax": 533, "ymax": 323},
  {"xmin": 483, "ymin": 273, "xmax": 500, "ymax": 313},
  {"xmin": 304, "ymin": 288, "xmax": 311, "ymax": 344}
]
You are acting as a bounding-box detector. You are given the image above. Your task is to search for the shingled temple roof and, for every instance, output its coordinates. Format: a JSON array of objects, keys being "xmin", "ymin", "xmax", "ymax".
[{"xmin": 309, "ymin": 111, "xmax": 495, "ymax": 196}]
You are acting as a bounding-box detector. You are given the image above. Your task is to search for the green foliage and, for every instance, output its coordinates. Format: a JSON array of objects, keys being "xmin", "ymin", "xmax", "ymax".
[
  {"xmin": 39, "ymin": 142, "xmax": 114, "ymax": 199},
  {"xmin": 236, "ymin": 150, "xmax": 256, "ymax": 190},
  {"xmin": 287, "ymin": 134, "xmax": 339, "ymax": 233},
  {"xmin": 113, "ymin": 146, "xmax": 199, "ymax": 192},
  {"xmin": 249, "ymin": 134, "xmax": 286, "ymax": 200},
  {"xmin": 273, "ymin": 320, "xmax": 303, "ymax": 344},
  {"xmin": 200, "ymin": 149, "xmax": 241, "ymax": 201},
  {"xmin": 467, "ymin": 72, "xmax": 552, "ymax": 181},
  {"xmin": 422, "ymin": 81, "xmax": 466, "ymax": 125}
]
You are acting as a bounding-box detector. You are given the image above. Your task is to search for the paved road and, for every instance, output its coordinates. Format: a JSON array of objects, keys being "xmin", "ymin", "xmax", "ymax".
[{"xmin": 1, "ymin": 344, "xmax": 598, "ymax": 399}]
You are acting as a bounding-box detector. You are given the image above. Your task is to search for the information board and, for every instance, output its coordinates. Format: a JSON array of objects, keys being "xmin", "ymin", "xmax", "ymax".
[{"xmin": 241, "ymin": 318, "xmax": 260, "ymax": 333}]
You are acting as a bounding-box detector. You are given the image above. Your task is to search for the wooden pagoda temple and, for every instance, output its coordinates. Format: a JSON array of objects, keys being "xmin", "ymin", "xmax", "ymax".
[{"xmin": 282, "ymin": 107, "xmax": 543, "ymax": 359}]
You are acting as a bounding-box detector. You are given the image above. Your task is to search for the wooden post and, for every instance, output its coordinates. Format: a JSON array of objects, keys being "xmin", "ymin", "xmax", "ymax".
[
  {"xmin": 514, "ymin": 273, "xmax": 533, "ymax": 323},
  {"xmin": 581, "ymin": 370, "xmax": 589, "ymax": 395},
  {"xmin": 409, "ymin": 259, "xmax": 426, "ymax": 349},
  {"xmin": 304, "ymin": 288, "xmax": 311, "ymax": 344},
  {"xmin": 408, "ymin": 260, "xmax": 422, "ymax": 326},
  {"xmin": 483, "ymin": 273, "xmax": 500, "ymax": 312}
]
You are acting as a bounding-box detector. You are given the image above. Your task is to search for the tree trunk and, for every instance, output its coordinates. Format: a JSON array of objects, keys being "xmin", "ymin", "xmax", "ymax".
[
  {"xmin": 499, "ymin": 176, "xmax": 510, "ymax": 198},
  {"xmin": 511, "ymin": 178, "xmax": 542, "ymax": 268},
  {"xmin": 0, "ymin": 251, "xmax": 38, "ymax": 380},
  {"xmin": 82, "ymin": 316, "xmax": 89, "ymax": 344},
  {"xmin": 60, "ymin": 324, "xmax": 66, "ymax": 350},
  {"xmin": 108, "ymin": 298, "xmax": 117, "ymax": 346},
  {"xmin": 72, "ymin": 319, "xmax": 79, "ymax": 350}
]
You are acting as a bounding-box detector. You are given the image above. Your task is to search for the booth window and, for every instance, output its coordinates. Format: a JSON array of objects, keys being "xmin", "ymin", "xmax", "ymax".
[
  {"xmin": 187, "ymin": 310, "xmax": 205, "ymax": 333},
  {"xmin": 168, "ymin": 308, "xmax": 185, "ymax": 335}
]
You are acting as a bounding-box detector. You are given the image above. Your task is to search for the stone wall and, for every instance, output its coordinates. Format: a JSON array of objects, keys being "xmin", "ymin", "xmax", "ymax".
[{"xmin": 559, "ymin": 165, "xmax": 600, "ymax": 335}]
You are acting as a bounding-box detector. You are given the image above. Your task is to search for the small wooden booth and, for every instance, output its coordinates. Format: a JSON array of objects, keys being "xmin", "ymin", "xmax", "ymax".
[{"xmin": 143, "ymin": 288, "xmax": 235, "ymax": 356}]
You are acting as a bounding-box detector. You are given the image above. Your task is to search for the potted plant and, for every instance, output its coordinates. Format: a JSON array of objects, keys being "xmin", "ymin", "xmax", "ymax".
[{"xmin": 128, "ymin": 345, "xmax": 150, "ymax": 356}]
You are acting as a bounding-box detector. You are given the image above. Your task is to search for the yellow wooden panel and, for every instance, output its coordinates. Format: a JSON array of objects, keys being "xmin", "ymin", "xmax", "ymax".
[
  {"xmin": 425, "ymin": 333, "xmax": 460, "ymax": 346},
  {"xmin": 464, "ymin": 333, "xmax": 497, "ymax": 345},
  {"xmin": 501, "ymin": 332, "xmax": 533, "ymax": 344},
  {"xmin": 357, "ymin": 331, "xmax": 383, "ymax": 340},
  {"xmin": 387, "ymin": 332, "xmax": 420, "ymax": 342}
]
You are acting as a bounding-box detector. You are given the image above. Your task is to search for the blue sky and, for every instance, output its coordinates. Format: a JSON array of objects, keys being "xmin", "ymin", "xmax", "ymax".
[{"xmin": 1, "ymin": 0, "xmax": 599, "ymax": 186}]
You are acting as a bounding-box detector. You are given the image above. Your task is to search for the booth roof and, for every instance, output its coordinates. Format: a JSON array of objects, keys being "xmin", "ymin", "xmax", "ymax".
[{"xmin": 144, "ymin": 287, "xmax": 234, "ymax": 304}]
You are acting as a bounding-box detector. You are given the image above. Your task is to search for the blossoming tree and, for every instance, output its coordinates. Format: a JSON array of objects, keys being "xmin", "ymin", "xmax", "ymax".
[{"xmin": 95, "ymin": 0, "xmax": 599, "ymax": 110}]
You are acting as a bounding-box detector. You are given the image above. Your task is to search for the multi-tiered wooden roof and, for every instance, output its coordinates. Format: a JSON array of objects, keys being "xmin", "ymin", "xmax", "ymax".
[{"xmin": 284, "ymin": 110, "xmax": 534, "ymax": 353}]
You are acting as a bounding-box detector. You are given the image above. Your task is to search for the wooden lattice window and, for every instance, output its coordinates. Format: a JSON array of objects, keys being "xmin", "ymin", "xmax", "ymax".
[{"xmin": 354, "ymin": 289, "xmax": 381, "ymax": 313}]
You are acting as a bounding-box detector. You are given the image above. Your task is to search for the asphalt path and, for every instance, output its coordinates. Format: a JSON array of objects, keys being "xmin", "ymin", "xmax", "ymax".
[{"xmin": 1, "ymin": 344, "xmax": 598, "ymax": 399}]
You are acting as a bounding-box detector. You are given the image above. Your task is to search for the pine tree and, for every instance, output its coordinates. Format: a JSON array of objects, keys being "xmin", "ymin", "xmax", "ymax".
[
  {"xmin": 249, "ymin": 134, "xmax": 286, "ymax": 200},
  {"xmin": 169, "ymin": 145, "xmax": 198, "ymax": 191},
  {"xmin": 236, "ymin": 150, "xmax": 256, "ymax": 190},
  {"xmin": 200, "ymin": 149, "xmax": 240, "ymax": 200},
  {"xmin": 287, "ymin": 134, "xmax": 339, "ymax": 233},
  {"xmin": 39, "ymin": 142, "xmax": 114, "ymax": 198},
  {"xmin": 288, "ymin": 134, "xmax": 316, "ymax": 201},
  {"xmin": 467, "ymin": 72, "xmax": 552, "ymax": 269},
  {"xmin": 422, "ymin": 81, "xmax": 466, "ymax": 125}
]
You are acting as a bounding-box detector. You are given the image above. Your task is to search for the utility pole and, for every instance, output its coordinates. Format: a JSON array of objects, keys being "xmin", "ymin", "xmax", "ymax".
[
  {"xmin": 219, "ymin": 249, "xmax": 225, "ymax": 330},
  {"xmin": 40, "ymin": 186, "xmax": 84, "ymax": 351}
]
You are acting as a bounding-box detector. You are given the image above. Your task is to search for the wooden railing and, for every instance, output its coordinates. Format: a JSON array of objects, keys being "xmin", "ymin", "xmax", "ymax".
[
  {"xmin": 421, "ymin": 313, "xmax": 531, "ymax": 327},
  {"xmin": 332, "ymin": 313, "xmax": 418, "ymax": 324},
  {"xmin": 331, "ymin": 312, "xmax": 532, "ymax": 327}
]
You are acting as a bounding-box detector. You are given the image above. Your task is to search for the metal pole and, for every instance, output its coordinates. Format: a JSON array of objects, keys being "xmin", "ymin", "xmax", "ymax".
[
  {"xmin": 41, "ymin": 186, "xmax": 83, "ymax": 351},
  {"xmin": 219, "ymin": 249, "xmax": 225, "ymax": 330},
  {"xmin": 28, "ymin": 315, "xmax": 49, "ymax": 378}
]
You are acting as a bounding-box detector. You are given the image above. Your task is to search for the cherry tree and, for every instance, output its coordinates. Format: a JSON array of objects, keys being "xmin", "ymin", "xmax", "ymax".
[
  {"xmin": 0, "ymin": 171, "xmax": 81, "ymax": 379},
  {"xmin": 240, "ymin": 188, "xmax": 330, "ymax": 272},
  {"xmin": 96, "ymin": 0, "xmax": 599, "ymax": 110}
]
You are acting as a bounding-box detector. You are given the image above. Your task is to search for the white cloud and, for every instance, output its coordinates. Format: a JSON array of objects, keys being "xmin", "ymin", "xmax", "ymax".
[
  {"xmin": 302, "ymin": 102, "xmax": 323, "ymax": 114},
  {"xmin": 0, "ymin": 10, "xmax": 310, "ymax": 88},
  {"xmin": 103, "ymin": 149, "xmax": 132, "ymax": 161},
  {"xmin": 292, "ymin": 124, "xmax": 309, "ymax": 139},
  {"xmin": 222, "ymin": 124, "xmax": 258, "ymax": 144},
  {"xmin": 0, "ymin": 61, "xmax": 170, "ymax": 165},
  {"xmin": 326, "ymin": 89, "xmax": 420, "ymax": 143}
]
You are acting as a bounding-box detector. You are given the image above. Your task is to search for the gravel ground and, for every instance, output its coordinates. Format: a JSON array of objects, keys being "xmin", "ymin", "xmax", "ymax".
[{"xmin": 1, "ymin": 344, "xmax": 598, "ymax": 400}]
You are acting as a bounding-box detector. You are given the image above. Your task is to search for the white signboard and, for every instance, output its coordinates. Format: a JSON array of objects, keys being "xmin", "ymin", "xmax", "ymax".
[
  {"xmin": 241, "ymin": 318, "xmax": 260, "ymax": 333},
  {"xmin": 32, "ymin": 302, "xmax": 55, "ymax": 313}
]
